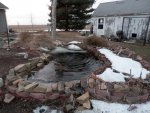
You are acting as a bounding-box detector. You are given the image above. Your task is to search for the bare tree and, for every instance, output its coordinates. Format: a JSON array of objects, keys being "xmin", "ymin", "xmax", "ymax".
[{"xmin": 51, "ymin": 0, "xmax": 57, "ymax": 39}]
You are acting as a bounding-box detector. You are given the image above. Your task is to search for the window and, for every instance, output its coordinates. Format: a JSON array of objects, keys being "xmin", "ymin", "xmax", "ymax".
[
  {"xmin": 98, "ymin": 18, "xmax": 104, "ymax": 29},
  {"xmin": 132, "ymin": 33, "xmax": 137, "ymax": 38},
  {"xmin": 98, "ymin": 25, "xmax": 103, "ymax": 29}
]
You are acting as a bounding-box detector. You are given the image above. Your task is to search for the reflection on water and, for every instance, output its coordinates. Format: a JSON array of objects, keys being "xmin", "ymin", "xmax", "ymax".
[{"xmin": 28, "ymin": 53, "xmax": 102, "ymax": 82}]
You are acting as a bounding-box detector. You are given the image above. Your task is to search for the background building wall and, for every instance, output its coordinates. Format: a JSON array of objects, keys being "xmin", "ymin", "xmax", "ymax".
[{"xmin": 0, "ymin": 9, "xmax": 7, "ymax": 33}]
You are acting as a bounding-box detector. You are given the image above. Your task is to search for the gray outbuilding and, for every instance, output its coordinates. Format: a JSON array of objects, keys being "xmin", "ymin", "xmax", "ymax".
[
  {"xmin": 92, "ymin": 0, "xmax": 150, "ymax": 41},
  {"xmin": 0, "ymin": 2, "xmax": 8, "ymax": 34}
]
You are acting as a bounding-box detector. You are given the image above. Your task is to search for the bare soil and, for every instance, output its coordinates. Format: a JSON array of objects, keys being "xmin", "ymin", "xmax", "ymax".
[{"xmin": 0, "ymin": 48, "xmax": 40, "ymax": 78}]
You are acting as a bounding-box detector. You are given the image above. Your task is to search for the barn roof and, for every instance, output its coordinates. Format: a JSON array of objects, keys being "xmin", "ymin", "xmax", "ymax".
[
  {"xmin": 93, "ymin": 0, "xmax": 150, "ymax": 17},
  {"xmin": 0, "ymin": 2, "xmax": 8, "ymax": 10}
]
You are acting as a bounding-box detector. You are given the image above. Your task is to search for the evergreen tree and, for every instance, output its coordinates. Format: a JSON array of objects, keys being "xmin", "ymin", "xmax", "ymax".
[{"xmin": 49, "ymin": 0, "xmax": 95, "ymax": 31}]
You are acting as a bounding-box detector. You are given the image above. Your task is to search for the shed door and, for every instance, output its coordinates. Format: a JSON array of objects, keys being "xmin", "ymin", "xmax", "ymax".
[
  {"xmin": 97, "ymin": 18, "xmax": 104, "ymax": 36},
  {"xmin": 123, "ymin": 17, "xmax": 130, "ymax": 38}
]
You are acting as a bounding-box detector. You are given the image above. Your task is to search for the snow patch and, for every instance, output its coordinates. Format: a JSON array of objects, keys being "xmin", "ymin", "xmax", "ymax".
[
  {"xmin": 97, "ymin": 68, "xmax": 126, "ymax": 82},
  {"xmin": 91, "ymin": 100, "xmax": 150, "ymax": 113},
  {"xmin": 68, "ymin": 41, "xmax": 81, "ymax": 44},
  {"xmin": 98, "ymin": 48, "xmax": 149, "ymax": 82},
  {"xmin": 67, "ymin": 44, "xmax": 82, "ymax": 51}
]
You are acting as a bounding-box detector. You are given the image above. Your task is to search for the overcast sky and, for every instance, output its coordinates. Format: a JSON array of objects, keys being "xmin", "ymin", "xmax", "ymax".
[{"xmin": 0, "ymin": 0, "xmax": 121, "ymax": 25}]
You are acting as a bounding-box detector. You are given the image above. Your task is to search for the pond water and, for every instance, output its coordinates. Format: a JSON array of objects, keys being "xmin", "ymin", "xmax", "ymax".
[{"xmin": 28, "ymin": 52, "xmax": 102, "ymax": 82}]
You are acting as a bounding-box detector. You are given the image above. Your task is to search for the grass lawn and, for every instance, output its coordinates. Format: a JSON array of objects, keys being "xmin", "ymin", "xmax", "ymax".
[{"xmin": 124, "ymin": 43, "xmax": 150, "ymax": 62}]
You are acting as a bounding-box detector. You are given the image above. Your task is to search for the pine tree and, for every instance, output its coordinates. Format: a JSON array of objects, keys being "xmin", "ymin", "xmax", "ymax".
[{"xmin": 49, "ymin": 0, "xmax": 95, "ymax": 31}]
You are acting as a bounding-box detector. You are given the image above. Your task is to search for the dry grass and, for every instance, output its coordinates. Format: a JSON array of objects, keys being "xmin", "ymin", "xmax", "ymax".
[
  {"xmin": 57, "ymin": 31, "xmax": 85, "ymax": 43},
  {"xmin": 19, "ymin": 32, "xmax": 31, "ymax": 43},
  {"xmin": 83, "ymin": 36, "xmax": 108, "ymax": 47},
  {"xmin": 15, "ymin": 32, "xmax": 55, "ymax": 50},
  {"xmin": 28, "ymin": 34, "xmax": 55, "ymax": 49}
]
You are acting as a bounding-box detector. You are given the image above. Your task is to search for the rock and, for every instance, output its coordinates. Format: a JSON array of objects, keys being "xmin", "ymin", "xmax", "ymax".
[
  {"xmin": 16, "ymin": 71, "xmax": 28, "ymax": 78},
  {"xmin": 114, "ymin": 84, "xmax": 129, "ymax": 92},
  {"xmin": 100, "ymin": 82, "xmax": 107, "ymax": 90},
  {"xmin": 65, "ymin": 87, "xmax": 71, "ymax": 94},
  {"xmin": 71, "ymin": 80, "xmax": 80, "ymax": 87},
  {"xmin": 7, "ymin": 86, "xmax": 17, "ymax": 94},
  {"xmin": 18, "ymin": 81, "xmax": 26, "ymax": 92},
  {"xmin": 16, "ymin": 91, "xmax": 29, "ymax": 98},
  {"xmin": 40, "ymin": 55, "xmax": 49, "ymax": 63},
  {"xmin": 76, "ymin": 106, "xmax": 86, "ymax": 111},
  {"xmin": 139, "ymin": 93, "xmax": 149, "ymax": 102},
  {"xmin": 58, "ymin": 82, "xmax": 65, "ymax": 92},
  {"xmin": 30, "ymin": 57, "xmax": 40, "ymax": 69},
  {"xmin": 30, "ymin": 93, "xmax": 46, "ymax": 101},
  {"xmin": 14, "ymin": 64, "xmax": 27, "ymax": 73},
  {"xmin": 51, "ymin": 83, "xmax": 58, "ymax": 91},
  {"xmin": 136, "ymin": 55, "xmax": 142, "ymax": 61},
  {"xmin": 80, "ymin": 77, "xmax": 88, "ymax": 88},
  {"xmin": 24, "ymin": 82, "xmax": 38, "ymax": 92},
  {"xmin": 46, "ymin": 93, "xmax": 60, "ymax": 100},
  {"xmin": 111, "ymin": 92, "xmax": 125, "ymax": 102},
  {"xmin": 12, "ymin": 79, "xmax": 23, "ymax": 86},
  {"xmin": 24, "ymin": 53, "xmax": 28, "ymax": 59},
  {"xmin": 126, "ymin": 96, "xmax": 140, "ymax": 104},
  {"xmin": 32, "ymin": 84, "xmax": 47, "ymax": 93},
  {"xmin": 65, "ymin": 104, "xmax": 74, "ymax": 112},
  {"xmin": 46, "ymin": 84, "xmax": 53, "ymax": 93},
  {"xmin": 0, "ymin": 78, "xmax": 3, "ymax": 88},
  {"xmin": 127, "ymin": 105, "xmax": 137, "ymax": 111},
  {"xmin": 88, "ymin": 78, "xmax": 95, "ymax": 88},
  {"xmin": 87, "ymin": 88, "xmax": 95, "ymax": 96},
  {"xmin": 37, "ymin": 63, "xmax": 44, "ymax": 68},
  {"xmin": 69, "ymin": 94, "xmax": 74, "ymax": 103},
  {"xmin": 43, "ymin": 53, "xmax": 50, "ymax": 59},
  {"xmin": 9, "ymin": 69, "xmax": 15, "ymax": 76},
  {"xmin": 146, "ymin": 73, "xmax": 150, "ymax": 79},
  {"xmin": 77, "ymin": 92, "xmax": 89, "ymax": 104},
  {"xmin": 7, "ymin": 75, "xmax": 18, "ymax": 83},
  {"xmin": 65, "ymin": 82, "xmax": 73, "ymax": 88},
  {"xmin": 83, "ymin": 100, "xmax": 91, "ymax": 109},
  {"xmin": 94, "ymin": 89, "xmax": 109, "ymax": 100},
  {"xmin": 4, "ymin": 93, "xmax": 15, "ymax": 103},
  {"xmin": 38, "ymin": 47, "xmax": 49, "ymax": 52}
]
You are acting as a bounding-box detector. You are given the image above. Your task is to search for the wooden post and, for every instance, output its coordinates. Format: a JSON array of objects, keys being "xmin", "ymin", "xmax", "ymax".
[{"xmin": 51, "ymin": 0, "xmax": 57, "ymax": 39}]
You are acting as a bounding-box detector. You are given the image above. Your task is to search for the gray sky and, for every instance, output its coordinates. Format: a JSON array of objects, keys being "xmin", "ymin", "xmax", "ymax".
[{"xmin": 0, "ymin": 0, "xmax": 121, "ymax": 25}]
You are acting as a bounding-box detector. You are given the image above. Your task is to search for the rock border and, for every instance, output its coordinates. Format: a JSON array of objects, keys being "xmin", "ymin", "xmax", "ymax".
[{"xmin": 0, "ymin": 44, "xmax": 150, "ymax": 111}]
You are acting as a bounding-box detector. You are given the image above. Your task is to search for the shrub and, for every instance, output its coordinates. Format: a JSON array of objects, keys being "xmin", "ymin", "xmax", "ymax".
[
  {"xmin": 29, "ymin": 34, "xmax": 55, "ymax": 49},
  {"xmin": 19, "ymin": 32, "xmax": 31, "ymax": 43},
  {"xmin": 84, "ymin": 36, "xmax": 108, "ymax": 47}
]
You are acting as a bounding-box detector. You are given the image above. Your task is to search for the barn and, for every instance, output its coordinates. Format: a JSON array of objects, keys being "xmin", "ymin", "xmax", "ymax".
[
  {"xmin": 0, "ymin": 2, "xmax": 8, "ymax": 34},
  {"xmin": 92, "ymin": 0, "xmax": 150, "ymax": 41}
]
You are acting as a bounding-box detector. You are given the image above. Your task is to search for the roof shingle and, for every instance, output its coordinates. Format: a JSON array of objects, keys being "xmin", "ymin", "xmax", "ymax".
[
  {"xmin": 93, "ymin": 0, "xmax": 150, "ymax": 17},
  {"xmin": 0, "ymin": 2, "xmax": 8, "ymax": 10}
]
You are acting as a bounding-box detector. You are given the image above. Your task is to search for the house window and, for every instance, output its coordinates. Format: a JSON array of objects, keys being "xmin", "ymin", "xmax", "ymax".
[
  {"xmin": 132, "ymin": 33, "xmax": 137, "ymax": 38},
  {"xmin": 98, "ymin": 18, "xmax": 104, "ymax": 29},
  {"xmin": 98, "ymin": 25, "xmax": 103, "ymax": 29}
]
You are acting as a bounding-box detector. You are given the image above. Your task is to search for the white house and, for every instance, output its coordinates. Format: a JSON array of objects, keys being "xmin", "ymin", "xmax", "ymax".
[
  {"xmin": 92, "ymin": 0, "xmax": 150, "ymax": 41},
  {"xmin": 0, "ymin": 2, "xmax": 8, "ymax": 34}
]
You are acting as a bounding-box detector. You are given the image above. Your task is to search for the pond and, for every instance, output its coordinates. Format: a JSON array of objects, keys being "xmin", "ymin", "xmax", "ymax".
[{"xmin": 28, "ymin": 52, "xmax": 103, "ymax": 83}]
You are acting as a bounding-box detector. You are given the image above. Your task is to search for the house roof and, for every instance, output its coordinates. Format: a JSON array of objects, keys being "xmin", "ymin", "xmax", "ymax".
[
  {"xmin": 93, "ymin": 0, "xmax": 150, "ymax": 17},
  {"xmin": 0, "ymin": 2, "xmax": 8, "ymax": 10}
]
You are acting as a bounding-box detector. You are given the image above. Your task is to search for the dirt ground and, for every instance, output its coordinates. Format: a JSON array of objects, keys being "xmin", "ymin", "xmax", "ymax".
[
  {"xmin": 0, "ymin": 31, "xmax": 150, "ymax": 113},
  {"xmin": 0, "ymin": 48, "xmax": 40, "ymax": 78}
]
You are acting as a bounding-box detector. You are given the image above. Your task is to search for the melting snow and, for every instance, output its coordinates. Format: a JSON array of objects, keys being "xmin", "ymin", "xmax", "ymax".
[
  {"xmin": 99, "ymin": 68, "xmax": 126, "ymax": 82},
  {"xmin": 68, "ymin": 41, "xmax": 81, "ymax": 44},
  {"xmin": 67, "ymin": 44, "xmax": 82, "ymax": 51},
  {"xmin": 97, "ymin": 48, "xmax": 150, "ymax": 82},
  {"xmin": 91, "ymin": 100, "xmax": 150, "ymax": 113}
]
